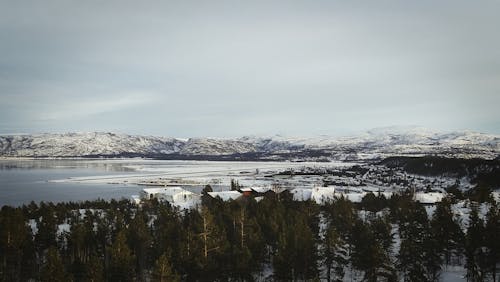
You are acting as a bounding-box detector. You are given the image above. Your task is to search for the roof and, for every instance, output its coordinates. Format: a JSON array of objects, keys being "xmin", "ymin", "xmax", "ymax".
[
  {"xmin": 239, "ymin": 187, "xmax": 253, "ymax": 192},
  {"xmin": 142, "ymin": 187, "xmax": 194, "ymax": 196},
  {"xmin": 251, "ymin": 186, "xmax": 271, "ymax": 193},
  {"xmin": 291, "ymin": 188, "xmax": 312, "ymax": 201},
  {"xmin": 207, "ymin": 191, "xmax": 242, "ymax": 201},
  {"xmin": 338, "ymin": 192, "xmax": 366, "ymax": 203},
  {"xmin": 311, "ymin": 187, "xmax": 336, "ymax": 204},
  {"xmin": 414, "ymin": 192, "xmax": 445, "ymax": 204}
]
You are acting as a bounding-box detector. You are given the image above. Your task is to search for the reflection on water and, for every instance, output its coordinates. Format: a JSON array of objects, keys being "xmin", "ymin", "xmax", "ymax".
[
  {"xmin": 0, "ymin": 159, "xmax": 351, "ymax": 207},
  {"xmin": 0, "ymin": 159, "xmax": 149, "ymax": 207},
  {"xmin": 0, "ymin": 159, "xmax": 139, "ymax": 171}
]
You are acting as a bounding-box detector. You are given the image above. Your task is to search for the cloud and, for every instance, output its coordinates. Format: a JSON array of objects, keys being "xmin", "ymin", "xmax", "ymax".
[
  {"xmin": 0, "ymin": 0, "xmax": 499, "ymax": 136},
  {"xmin": 36, "ymin": 91, "xmax": 159, "ymax": 121}
]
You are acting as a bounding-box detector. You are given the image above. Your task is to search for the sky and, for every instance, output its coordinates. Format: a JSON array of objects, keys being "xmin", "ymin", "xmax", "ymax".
[{"xmin": 1, "ymin": 0, "xmax": 499, "ymax": 137}]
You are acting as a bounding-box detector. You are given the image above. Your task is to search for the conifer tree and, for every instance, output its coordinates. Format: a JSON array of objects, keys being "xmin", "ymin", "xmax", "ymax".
[
  {"xmin": 128, "ymin": 211, "xmax": 152, "ymax": 279},
  {"xmin": 465, "ymin": 204, "xmax": 488, "ymax": 282},
  {"xmin": 40, "ymin": 246, "xmax": 71, "ymax": 282},
  {"xmin": 484, "ymin": 203, "xmax": 500, "ymax": 282},
  {"xmin": 85, "ymin": 255, "xmax": 104, "ymax": 282},
  {"xmin": 398, "ymin": 203, "xmax": 439, "ymax": 282},
  {"xmin": 430, "ymin": 197, "xmax": 464, "ymax": 265},
  {"xmin": 323, "ymin": 226, "xmax": 348, "ymax": 282},
  {"xmin": 108, "ymin": 230, "xmax": 135, "ymax": 282},
  {"xmin": 0, "ymin": 207, "xmax": 31, "ymax": 281},
  {"xmin": 35, "ymin": 207, "xmax": 58, "ymax": 255},
  {"xmin": 153, "ymin": 253, "xmax": 180, "ymax": 282},
  {"xmin": 350, "ymin": 218, "xmax": 394, "ymax": 282},
  {"xmin": 274, "ymin": 205, "xmax": 319, "ymax": 280}
]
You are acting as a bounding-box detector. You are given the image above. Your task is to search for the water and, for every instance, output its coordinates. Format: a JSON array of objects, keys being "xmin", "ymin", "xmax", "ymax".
[
  {"xmin": 0, "ymin": 159, "xmax": 353, "ymax": 207},
  {"xmin": 0, "ymin": 159, "xmax": 148, "ymax": 207}
]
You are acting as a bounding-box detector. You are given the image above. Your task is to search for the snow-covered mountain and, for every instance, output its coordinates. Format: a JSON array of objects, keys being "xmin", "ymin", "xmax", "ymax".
[
  {"xmin": 0, "ymin": 132, "xmax": 183, "ymax": 157},
  {"xmin": 0, "ymin": 129, "xmax": 498, "ymax": 160}
]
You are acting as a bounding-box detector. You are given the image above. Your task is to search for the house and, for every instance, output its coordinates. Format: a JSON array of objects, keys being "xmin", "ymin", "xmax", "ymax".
[
  {"xmin": 414, "ymin": 191, "xmax": 445, "ymax": 204},
  {"xmin": 132, "ymin": 187, "xmax": 201, "ymax": 209},
  {"xmin": 239, "ymin": 187, "xmax": 253, "ymax": 197},
  {"xmin": 207, "ymin": 191, "xmax": 242, "ymax": 201},
  {"xmin": 130, "ymin": 195, "xmax": 141, "ymax": 205},
  {"xmin": 251, "ymin": 186, "xmax": 271, "ymax": 194},
  {"xmin": 251, "ymin": 186, "xmax": 288, "ymax": 196},
  {"xmin": 207, "ymin": 191, "xmax": 243, "ymax": 201},
  {"xmin": 310, "ymin": 187, "xmax": 336, "ymax": 204},
  {"xmin": 291, "ymin": 188, "xmax": 313, "ymax": 201},
  {"xmin": 140, "ymin": 187, "xmax": 199, "ymax": 203},
  {"xmin": 290, "ymin": 187, "xmax": 337, "ymax": 204}
]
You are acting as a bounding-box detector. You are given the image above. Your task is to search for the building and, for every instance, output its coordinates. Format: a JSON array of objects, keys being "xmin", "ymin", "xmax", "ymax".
[
  {"xmin": 139, "ymin": 187, "xmax": 200, "ymax": 204},
  {"xmin": 311, "ymin": 187, "xmax": 336, "ymax": 204},
  {"xmin": 239, "ymin": 187, "xmax": 253, "ymax": 197},
  {"xmin": 207, "ymin": 191, "xmax": 243, "ymax": 201}
]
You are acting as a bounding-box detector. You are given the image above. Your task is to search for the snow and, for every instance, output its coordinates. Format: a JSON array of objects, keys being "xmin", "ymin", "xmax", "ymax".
[
  {"xmin": 291, "ymin": 188, "xmax": 312, "ymax": 201},
  {"xmin": 142, "ymin": 187, "xmax": 185, "ymax": 196},
  {"xmin": 57, "ymin": 223, "xmax": 71, "ymax": 236},
  {"xmin": 310, "ymin": 187, "xmax": 336, "ymax": 204},
  {"xmin": 492, "ymin": 190, "xmax": 500, "ymax": 202},
  {"xmin": 440, "ymin": 266, "xmax": 466, "ymax": 281},
  {"xmin": 207, "ymin": 191, "xmax": 242, "ymax": 201},
  {"xmin": 251, "ymin": 186, "xmax": 271, "ymax": 193},
  {"xmin": 414, "ymin": 192, "xmax": 446, "ymax": 204},
  {"xmin": 169, "ymin": 197, "xmax": 201, "ymax": 210},
  {"xmin": 339, "ymin": 192, "xmax": 366, "ymax": 203},
  {"xmin": 130, "ymin": 195, "xmax": 141, "ymax": 204},
  {"xmin": 1, "ymin": 129, "xmax": 498, "ymax": 159},
  {"xmin": 28, "ymin": 219, "xmax": 38, "ymax": 235}
]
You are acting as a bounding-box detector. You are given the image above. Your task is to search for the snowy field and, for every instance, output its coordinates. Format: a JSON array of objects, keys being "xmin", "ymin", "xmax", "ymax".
[
  {"xmin": 49, "ymin": 160, "xmax": 357, "ymax": 189},
  {"xmin": 0, "ymin": 159, "xmax": 358, "ymax": 205}
]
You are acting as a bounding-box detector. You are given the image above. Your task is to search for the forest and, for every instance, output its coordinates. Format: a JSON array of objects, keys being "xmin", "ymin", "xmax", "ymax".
[{"xmin": 1, "ymin": 188, "xmax": 499, "ymax": 282}]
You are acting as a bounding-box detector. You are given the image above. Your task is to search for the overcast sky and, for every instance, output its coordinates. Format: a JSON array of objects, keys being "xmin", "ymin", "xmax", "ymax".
[{"xmin": 1, "ymin": 0, "xmax": 499, "ymax": 137}]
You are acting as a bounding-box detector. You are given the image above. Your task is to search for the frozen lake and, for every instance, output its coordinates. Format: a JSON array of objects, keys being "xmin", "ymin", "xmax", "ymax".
[{"xmin": 0, "ymin": 159, "xmax": 353, "ymax": 206}]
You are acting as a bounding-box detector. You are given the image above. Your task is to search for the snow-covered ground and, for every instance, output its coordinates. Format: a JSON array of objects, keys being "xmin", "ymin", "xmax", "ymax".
[
  {"xmin": 1, "ymin": 128, "xmax": 498, "ymax": 159},
  {"xmin": 50, "ymin": 160, "xmax": 355, "ymax": 188}
]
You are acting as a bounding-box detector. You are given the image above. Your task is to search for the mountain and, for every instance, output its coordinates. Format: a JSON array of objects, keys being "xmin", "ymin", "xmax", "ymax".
[{"xmin": 0, "ymin": 128, "xmax": 498, "ymax": 160}]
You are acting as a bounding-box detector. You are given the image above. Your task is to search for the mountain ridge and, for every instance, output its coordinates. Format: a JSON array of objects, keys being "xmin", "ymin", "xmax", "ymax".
[{"xmin": 1, "ymin": 129, "xmax": 498, "ymax": 161}]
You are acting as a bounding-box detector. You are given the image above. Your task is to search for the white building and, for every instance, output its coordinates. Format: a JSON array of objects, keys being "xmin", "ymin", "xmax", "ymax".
[
  {"xmin": 291, "ymin": 187, "xmax": 337, "ymax": 204},
  {"xmin": 311, "ymin": 187, "xmax": 336, "ymax": 204},
  {"xmin": 207, "ymin": 191, "xmax": 242, "ymax": 201},
  {"xmin": 130, "ymin": 195, "xmax": 141, "ymax": 205},
  {"xmin": 414, "ymin": 191, "xmax": 445, "ymax": 204},
  {"xmin": 291, "ymin": 188, "xmax": 313, "ymax": 201},
  {"xmin": 140, "ymin": 187, "xmax": 200, "ymax": 204}
]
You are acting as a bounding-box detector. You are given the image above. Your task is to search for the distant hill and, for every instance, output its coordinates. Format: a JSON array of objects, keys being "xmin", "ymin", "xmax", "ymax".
[{"xmin": 0, "ymin": 128, "xmax": 498, "ymax": 161}]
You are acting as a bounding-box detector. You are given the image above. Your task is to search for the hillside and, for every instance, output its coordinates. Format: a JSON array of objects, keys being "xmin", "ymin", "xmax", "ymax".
[{"xmin": 0, "ymin": 128, "xmax": 498, "ymax": 160}]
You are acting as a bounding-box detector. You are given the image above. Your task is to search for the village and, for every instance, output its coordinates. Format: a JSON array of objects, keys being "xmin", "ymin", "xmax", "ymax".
[{"xmin": 129, "ymin": 162, "xmax": 454, "ymax": 209}]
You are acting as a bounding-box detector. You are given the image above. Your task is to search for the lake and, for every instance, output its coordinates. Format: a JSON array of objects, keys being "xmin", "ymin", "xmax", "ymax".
[
  {"xmin": 0, "ymin": 159, "xmax": 352, "ymax": 207},
  {"xmin": 0, "ymin": 159, "xmax": 152, "ymax": 206}
]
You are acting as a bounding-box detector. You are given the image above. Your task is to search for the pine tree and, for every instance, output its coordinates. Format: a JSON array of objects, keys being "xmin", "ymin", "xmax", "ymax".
[
  {"xmin": 274, "ymin": 204, "xmax": 319, "ymax": 280},
  {"xmin": 40, "ymin": 246, "xmax": 71, "ymax": 282},
  {"xmin": 350, "ymin": 218, "xmax": 394, "ymax": 282},
  {"xmin": 0, "ymin": 207, "xmax": 31, "ymax": 281},
  {"xmin": 484, "ymin": 202, "xmax": 500, "ymax": 282},
  {"xmin": 153, "ymin": 253, "xmax": 180, "ymax": 282},
  {"xmin": 85, "ymin": 255, "xmax": 104, "ymax": 282},
  {"xmin": 430, "ymin": 197, "xmax": 464, "ymax": 265},
  {"xmin": 465, "ymin": 204, "xmax": 486, "ymax": 282},
  {"xmin": 199, "ymin": 206, "xmax": 222, "ymax": 260},
  {"xmin": 35, "ymin": 207, "xmax": 58, "ymax": 255},
  {"xmin": 108, "ymin": 230, "xmax": 135, "ymax": 282},
  {"xmin": 398, "ymin": 202, "xmax": 438, "ymax": 282},
  {"xmin": 323, "ymin": 226, "xmax": 347, "ymax": 282},
  {"xmin": 128, "ymin": 211, "xmax": 152, "ymax": 279}
]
